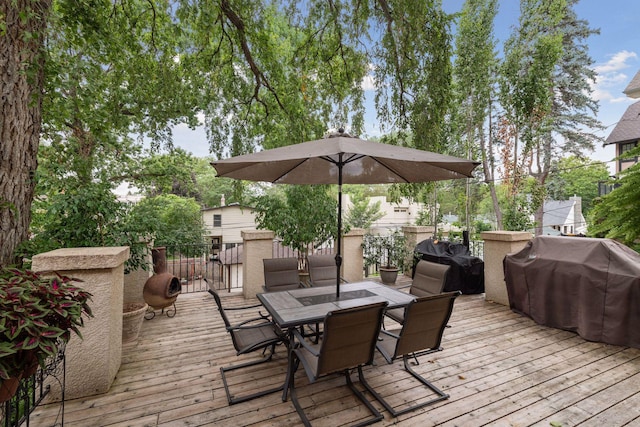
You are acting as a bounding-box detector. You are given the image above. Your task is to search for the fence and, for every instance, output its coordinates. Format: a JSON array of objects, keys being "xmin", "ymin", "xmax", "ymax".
[
  {"xmin": 160, "ymin": 243, "xmax": 243, "ymax": 293},
  {"xmin": 161, "ymin": 236, "xmax": 483, "ymax": 294},
  {"xmin": 1, "ymin": 342, "xmax": 65, "ymax": 427}
]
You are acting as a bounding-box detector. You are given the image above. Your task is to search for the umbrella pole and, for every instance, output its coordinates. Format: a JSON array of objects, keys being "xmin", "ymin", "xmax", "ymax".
[{"xmin": 335, "ymin": 157, "xmax": 343, "ymax": 298}]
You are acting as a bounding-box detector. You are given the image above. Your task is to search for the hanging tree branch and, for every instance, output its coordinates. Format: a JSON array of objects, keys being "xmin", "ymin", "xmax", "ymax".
[{"xmin": 219, "ymin": 0, "xmax": 286, "ymax": 114}]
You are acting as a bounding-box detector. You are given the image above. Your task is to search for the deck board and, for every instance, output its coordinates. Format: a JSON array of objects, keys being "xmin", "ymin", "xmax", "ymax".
[{"xmin": 27, "ymin": 285, "xmax": 640, "ymax": 427}]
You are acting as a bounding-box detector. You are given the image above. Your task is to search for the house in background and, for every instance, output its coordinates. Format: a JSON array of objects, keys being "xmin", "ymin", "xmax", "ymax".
[
  {"xmin": 604, "ymin": 100, "xmax": 640, "ymax": 174},
  {"xmin": 623, "ymin": 70, "xmax": 640, "ymax": 99},
  {"xmin": 351, "ymin": 195, "xmax": 426, "ymax": 234},
  {"xmin": 603, "ymin": 70, "xmax": 640, "ymax": 175},
  {"xmin": 542, "ymin": 196, "xmax": 587, "ymax": 236},
  {"xmin": 201, "ymin": 197, "xmax": 257, "ymax": 253}
]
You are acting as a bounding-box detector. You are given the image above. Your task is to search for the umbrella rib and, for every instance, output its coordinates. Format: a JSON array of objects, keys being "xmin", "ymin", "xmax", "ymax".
[
  {"xmin": 320, "ymin": 153, "xmax": 365, "ymax": 167},
  {"xmin": 272, "ymin": 159, "xmax": 309, "ymax": 183},
  {"xmin": 321, "ymin": 153, "xmax": 413, "ymax": 182},
  {"xmin": 369, "ymin": 156, "xmax": 411, "ymax": 183}
]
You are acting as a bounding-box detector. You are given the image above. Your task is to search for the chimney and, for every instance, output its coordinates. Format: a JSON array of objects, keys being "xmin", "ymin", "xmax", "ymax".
[
  {"xmin": 220, "ymin": 194, "xmax": 226, "ymax": 207},
  {"xmin": 569, "ymin": 195, "xmax": 583, "ymax": 232}
]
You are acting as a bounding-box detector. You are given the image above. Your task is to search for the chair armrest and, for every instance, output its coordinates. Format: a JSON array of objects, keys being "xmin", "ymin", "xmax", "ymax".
[
  {"xmin": 292, "ymin": 328, "xmax": 321, "ymax": 356},
  {"xmin": 232, "ymin": 314, "xmax": 272, "ymax": 329},
  {"xmin": 379, "ymin": 329, "xmax": 401, "ymax": 340},
  {"xmin": 224, "ymin": 302, "xmax": 264, "ymax": 311}
]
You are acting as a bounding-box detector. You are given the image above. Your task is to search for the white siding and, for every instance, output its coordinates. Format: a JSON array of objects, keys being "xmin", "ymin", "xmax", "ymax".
[{"xmin": 202, "ymin": 204, "xmax": 257, "ymax": 244}]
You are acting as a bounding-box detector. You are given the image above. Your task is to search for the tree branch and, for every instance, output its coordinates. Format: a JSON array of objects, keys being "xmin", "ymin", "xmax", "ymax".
[{"xmin": 219, "ymin": 0, "xmax": 286, "ymax": 113}]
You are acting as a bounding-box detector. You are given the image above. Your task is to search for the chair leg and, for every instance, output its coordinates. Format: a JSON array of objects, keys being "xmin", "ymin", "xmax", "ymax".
[
  {"xmin": 347, "ymin": 367, "xmax": 384, "ymax": 427},
  {"xmin": 220, "ymin": 345, "xmax": 285, "ymax": 405},
  {"xmin": 290, "ymin": 363, "xmax": 384, "ymax": 427},
  {"xmin": 362, "ymin": 356, "xmax": 449, "ymax": 417},
  {"xmin": 289, "ymin": 354, "xmax": 312, "ymax": 427}
]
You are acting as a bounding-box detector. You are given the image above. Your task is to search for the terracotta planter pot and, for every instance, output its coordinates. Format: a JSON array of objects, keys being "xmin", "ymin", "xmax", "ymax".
[
  {"xmin": 0, "ymin": 375, "xmax": 21, "ymax": 403},
  {"xmin": 123, "ymin": 302, "xmax": 149, "ymax": 344}
]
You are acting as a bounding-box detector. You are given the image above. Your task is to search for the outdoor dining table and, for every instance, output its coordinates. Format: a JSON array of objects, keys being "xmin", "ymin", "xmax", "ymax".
[{"xmin": 256, "ymin": 280, "xmax": 416, "ymax": 401}]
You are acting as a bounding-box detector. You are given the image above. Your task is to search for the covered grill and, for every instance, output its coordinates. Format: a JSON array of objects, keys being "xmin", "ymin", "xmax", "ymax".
[
  {"xmin": 504, "ymin": 236, "xmax": 640, "ymax": 348},
  {"xmin": 414, "ymin": 239, "xmax": 484, "ymax": 294}
]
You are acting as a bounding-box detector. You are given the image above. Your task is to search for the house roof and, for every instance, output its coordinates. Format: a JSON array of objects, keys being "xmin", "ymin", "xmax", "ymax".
[
  {"xmin": 201, "ymin": 203, "xmax": 253, "ymax": 212},
  {"xmin": 623, "ymin": 70, "xmax": 640, "ymax": 98},
  {"xmin": 543, "ymin": 200, "xmax": 574, "ymax": 227},
  {"xmin": 605, "ymin": 101, "xmax": 640, "ymax": 145}
]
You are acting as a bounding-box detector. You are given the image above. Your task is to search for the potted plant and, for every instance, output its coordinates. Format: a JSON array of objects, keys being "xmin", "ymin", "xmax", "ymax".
[
  {"xmin": 363, "ymin": 230, "xmax": 413, "ymax": 285},
  {"xmin": 0, "ymin": 268, "xmax": 93, "ymax": 402}
]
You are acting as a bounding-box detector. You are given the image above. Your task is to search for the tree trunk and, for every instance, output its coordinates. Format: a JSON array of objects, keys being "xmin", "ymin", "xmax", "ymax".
[
  {"xmin": 0, "ymin": 0, "xmax": 51, "ymax": 267},
  {"xmin": 482, "ymin": 102, "xmax": 503, "ymax": 230}
]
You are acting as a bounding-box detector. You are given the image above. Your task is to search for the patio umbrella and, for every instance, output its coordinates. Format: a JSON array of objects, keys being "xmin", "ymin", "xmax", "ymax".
[{"xmin": 211, "ymin": 129, "xmax": 479, "ymax": 297}]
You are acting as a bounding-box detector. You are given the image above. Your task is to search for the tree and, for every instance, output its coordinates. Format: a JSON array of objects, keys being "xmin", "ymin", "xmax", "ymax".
[
  {"xmin": 499, "ymin": 0, "xmax": 601, "ymax": 235},
  {"xmin": 129, "ymin": 195, "xmax": 205, "ymax": 247},
  {"xmin": 545, "ymin": 156, "xmax": 610, "ymax": 214},
  {"xmin": 23, "ymin": 182, "xmax": 150, "ymax": 272},
  {"xmin": 2, "ymin": 1, "xmax": 468, "ymax": 267},
  {"xmin": 453, "ymin": 0, "xmax": 499, "ymax": 230},
  {"xmin": 253, "ymin": 185, "xmax": 337, "ymax": 258},
  {"xmin": 345, "ymin": 194, "xmax": 384, "ymax": 230},
  {"xmin": 193, "ymin": 158, "xmax": 243, "ymax": 208},
  {"xmin": 588, "ymin": 147, "xmax": 640, "ymax": 252},
  {"xmin": 1, "ymin": 0, "xmax": 51, "ymax": 267},
  {"xmin": 2, "ymin": 0, "xmax": 199, "ymax": 267}
]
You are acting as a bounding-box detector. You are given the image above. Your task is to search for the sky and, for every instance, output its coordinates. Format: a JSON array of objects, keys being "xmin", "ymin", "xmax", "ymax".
[{"xmin": 170, "ymin": 0, "xmax": 640, "ymax": 174}]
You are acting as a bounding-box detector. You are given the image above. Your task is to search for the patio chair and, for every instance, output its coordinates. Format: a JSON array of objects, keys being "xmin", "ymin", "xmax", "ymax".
[
  {"xmin": 206, "ymin": 279, "xmax": 286, "ymax": 405},
  {"xmin": 369, "ymin": 291, "xmax": 460, "ymax": 417},
  {"xmin": 307, "ymin": 254, "xmax": 348, "ymax": 287},
  {"xmin": 384, "ymin": 260, "xmax": 449, "ymax": 325},
  {"xmin": 263, "ymin": 257, "xmax": 305, "ymax": 292},
  {"xmin": 289, "ymin": 301, "xmax": 388, "ymax": 427}
]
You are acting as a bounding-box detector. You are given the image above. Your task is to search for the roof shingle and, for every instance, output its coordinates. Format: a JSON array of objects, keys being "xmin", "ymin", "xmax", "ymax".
[{"xmin": 605, "ymin": 101, "xmax": 640, "ymax": 145}]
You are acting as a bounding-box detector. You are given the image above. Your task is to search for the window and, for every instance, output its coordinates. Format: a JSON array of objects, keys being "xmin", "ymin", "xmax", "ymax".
[
  {"xmin": 621, "ymin": 141, "xmax": 637, "ymax": 155},
  {"xmin": 213, "ymin": 214, "xmax": 222, "ymax": 227}
]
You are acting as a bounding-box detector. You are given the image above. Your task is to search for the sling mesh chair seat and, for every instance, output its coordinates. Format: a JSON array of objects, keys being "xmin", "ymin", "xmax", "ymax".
[
  {"xmin": 384, "ymin": 260, "xmax": 450, "ymax": 325},
  {"xmin": 307, "ymin": 254, "xmax": 348, "ymax": 287},
  {"xmin": 289, "ymin": 301, "xmax": 388, "ymax": 427},
  {"xmin": 263, "ymin": 257, "xmax": 304, "ymax": 292},
  {"xmin": 206, "ymin": 279, "xmax": 286, "ymax": 405},
  {"xmin": 371, "ymin": 291, "xmax": 460, "ymax": 417}
]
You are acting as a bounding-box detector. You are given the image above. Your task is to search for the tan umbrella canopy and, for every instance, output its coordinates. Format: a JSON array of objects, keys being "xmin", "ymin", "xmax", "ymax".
[{"xmin": 211, "ymin": 129, "xmax": 480, "ymax": 296}]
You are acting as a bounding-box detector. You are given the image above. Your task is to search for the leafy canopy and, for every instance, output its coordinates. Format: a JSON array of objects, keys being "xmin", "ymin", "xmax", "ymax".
[{"xmin": 252, "ymin": 185, "xmax": 337, "ymax": 254}]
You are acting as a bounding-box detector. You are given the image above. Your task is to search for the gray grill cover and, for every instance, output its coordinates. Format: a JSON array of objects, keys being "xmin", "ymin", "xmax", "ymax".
[{"xmin": 504, "ymin": 235, "xmax": 640, "ymax": 348}]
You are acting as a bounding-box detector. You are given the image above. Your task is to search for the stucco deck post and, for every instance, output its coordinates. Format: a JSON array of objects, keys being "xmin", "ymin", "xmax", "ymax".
[
  {"xmin": 402, "ymin": 225, "xmax": 435, "ymax": 276},
  {"xmin": 481, "ymin": 231, "xmax": 532, "ymax": 305},
  {"xmin": 242, "ymin": 230, "xmax": 275, "ymax": 298},
  {"xmin": 31, "ymin": 246, "xmax": 130, "ymax": 400},
  {"xmin": 342, "ymin": 228, "xmax": 365, "ymax": 283}
]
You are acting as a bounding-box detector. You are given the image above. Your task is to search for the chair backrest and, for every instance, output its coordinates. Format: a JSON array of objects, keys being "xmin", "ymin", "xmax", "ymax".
[
  {"xmin": 392, "ymin": 291, "xmax": 459, "ymax": 359},
  {"xmin": 307, "ymin": 254, "xmax": 339, "ymax": 287},
  {"xmin": 206, "ymin": 281, "xmax": 232, "ymax": 329},
  {"xmin": 263, "ymin": 258, "xmax": 301, "ymax": 292},
  {"xmin": 410, "ymin": 260, "xmax": 450, "ymax": 297},
  {"xmin": 316, "ymin": 301, "xmax": 387, "ymax": 377}
]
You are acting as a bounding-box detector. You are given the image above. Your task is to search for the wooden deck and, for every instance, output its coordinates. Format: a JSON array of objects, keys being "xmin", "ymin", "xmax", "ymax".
[{"xmin": 29, "ymin": 284, "xmax": 640, "ymax": 427}]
